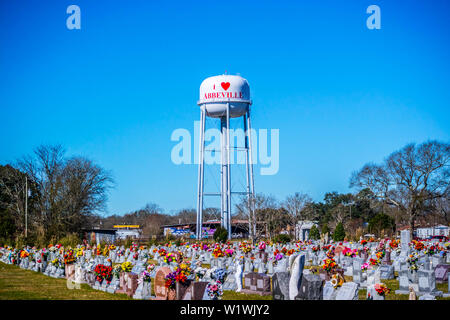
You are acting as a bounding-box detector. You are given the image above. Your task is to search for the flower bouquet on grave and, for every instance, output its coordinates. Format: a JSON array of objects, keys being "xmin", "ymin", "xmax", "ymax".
[
  {"xmin": 51, "ymin": 258, "xmax": 60, "ymax": 267},
  {"xmin": 258, "ymin": 241, "xmax": 266, "ymax": 251},
  {"xmin": 361, "ymin": 262, "xmax": 369, "ymax": 271},
  {"xmin": 138, "ymin": 270, "xmax": 152, "ymax": 284},
  {"xmin": 425, "ymin": 245, "xmax": 436, "ymax": 256},
  {"xmin": 360, "ymin": 239, "xmax": 368, "ymax": 246},
  {"xmin": 406, "ymin": 253, "xmax": 422, "ymax": 272},
  {"xmin": 121, "ymin": 261, "xmax": 133, "ymax": 272},
  {"xmin": 374, "ymin": 283, "xmax": 390, "ymax": 296},
  {"xmin": 133, "ymin": 252, "xmax": 138, "ymax": 260},
  {"xmin": 375, "ymin": 250, "xmax": 385, "ymax": 260},
  {"xmin": 224, "ymin": 248, "xmax": 234, "ymax": 257},
  {"xmin": 211, "ymin": 268, "xmax": 226, "ymax": 284},
  {"xmin": 164, "ymin": 252, "xmax": 176, "ymax": 264},
  {"xmin": 322, "ymin": 258, "xmax": 338, "ymax": 279},
  {"xmin": 158, "ymin": 248, "xmax": 167, "ymax": 257},
  {"xmin": 212, "ymin": 246, "xmax": 224, "ymax": 258},
  {"xmin": 286, "ymin": 249, "xmax": 296, "ymax": 256},
  {"xmin": 94, "ymin": 264, "xmax": 113, "ymax": 284},
  {"xmin": 369, "ymin": 258, "xmax": 380, "ymax": 266},
  {"xmin": 326, "ymin": 249, "xmax": 335, "ymax": 259},
  {"xmin": 206, "ymin": 280, "xmax": 223, "ymax": 300},
  {"xmin": 330, "ymin": 273, "xmax": 344, "ymax": 289},
  {"xmin": 112, "ymin": 265, "xmax": 122, "ymax": 278},
  {"xmin": 195, "ymin": 268, "xmax": 206, "ymax": 281},
  {"xmin": 146, "ymin": 264, "xmax": 155, "ymax": 273},
  {"xmin": 64, "ymin": 249, "xmax": 75, "ymax": 265},
  {"xmin": 389, "ymin": 239, "xmax": 399, "ymax": 249},
  {"xmin": 413, "ymin": 240, "xmax": 424, "ymax": 251}
]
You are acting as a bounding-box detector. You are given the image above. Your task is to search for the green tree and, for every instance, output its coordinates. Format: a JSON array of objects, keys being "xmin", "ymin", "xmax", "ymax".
[
  {"xmin": 309, "ymin": 225, "xmax": 320, "ymax": 240},
  {"xmin": 333, "ymin": 222, "xmax": 346, "ymax": 241},
  {"xmin": 213, "ymin": 226, "xmax": 228, "ymax": 243},
  {"xmin": 368, "ymin": 213, "xmax": 395, "ymax": 237}
]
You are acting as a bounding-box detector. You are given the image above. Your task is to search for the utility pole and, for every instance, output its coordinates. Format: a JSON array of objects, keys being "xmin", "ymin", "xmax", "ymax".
[{"xmin": 25, "ymin": 175, "xmax": 28, "ymax": 238}]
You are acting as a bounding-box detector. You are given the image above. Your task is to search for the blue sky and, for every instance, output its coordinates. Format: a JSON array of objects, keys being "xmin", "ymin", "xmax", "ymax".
[{"xmin": 1, "ymin": 0, "xmax": 449, "ymax": 216}]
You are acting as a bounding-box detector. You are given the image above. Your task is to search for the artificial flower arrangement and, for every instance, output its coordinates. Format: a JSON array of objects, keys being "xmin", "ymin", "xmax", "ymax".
[
  {"xmin": 407, "ymin": 253, "xmax": 421, "ymax": 271},
  {"xmin": 147, "ymin": 264, "xmax": 156, "ymax": 272},
  {"xmin": 164, "ymin": 252, "xmax": 176, "ymax": 264},
  {"xmin": 312, "ymin": 246, "xmax": 320, "ymax": 253},
  {"xmin": 413, "ymin": 240, "xmax": 424, "ymax": 251},
  {"xmin": 165, "ymin": 263, "xmax": 192, "ymax": 289},
  {"xmin": 121, "ymin": 261, "xmax": 133, "ymax": 272},
  {"xmin": 286, "ymin": 249, "xmax": 296, "ymax": 256},
  {"xmin": 212, "ymin": 246, "xmax": 224, "ymax": 258},
  {"xmin": 109, "ymin": 244, "xmax": 116, "ymax": 250},
  {"xmin": 211, "ymin": 268, "xmax": 226, "ymax": 284},
  {"xmin": 224, "ymin": 248, "xmax": 234, "ymax": 257},
  {"xmin": 20, "ymin": 250, "xmax": 29, "ymax": 258},
  {"xmin": 51, "ymin": 258, "xmax": 58, "ymax": 266},
  {"xmin": 361, "ymin": 262, "xmax": 369, "ymax": 271},
  {"xmin": 330, "ymin": 273, "xmax": 344, "ymax": 289},
  {"xmin": 258, "ymin": 241, "xmax": 266, "ymax": 251},
  {"xmin": 389, "ymin": 239, "xmax": 399, "ymax": 249},
  {"xmin": 374, "ymin": 283, "xmax": 390, "ymax": 296},
  {"xmin": 425, "ymin": 245, "xmax": 436, "ymax": 256},
  {"xmin": 360, "ymin": 239, "xmax": 368, "ymax": 246},
  {"xmin": 322, "ymin": 245, "xmax": 332, "ymax": 251},
  {"xmin": 158, "ymin": 248, "xmax": 167, "ymax": 257},
  {"xmin": 369, "ymin": 258, "xmax": 380, "ymax": 266},
  {"xmin": 195, "ymin": 268, "xmax": 206, "ymax": 280},
  {"xmin": 130, "ymin": 242, "xmax": 139, "ymax": 252},
  {"xmin": 94, "ymin": 264, "xmax": 113, "ymax": 284},
  {"xmin": 322, "ymin": 258, "xmax": 338, "ymax": 273},
  {"xmin": 139, "ymin": 270, "xmax": 152, "ymax": 283},
  {"xmin": 63, "ymin": 249, "xmax": 75, "ymax": 264},
  {"xmin": 75, "ymin": 248, "xmax": 84, "ymax": 258},
  {"xmin": 375, "ymin": 250, "xmax": 385, "ymax": 260},
  {"xmin": 326, "ymin": 249, "xmax": 335, "ymax": 259},
  {"xmin": 343, "ymin": 247, "xmax": 358, "ymax": 258},
  {"xmin": 112, "ymin": 265, "xmax": 122, "ymax": 278},
  {"xmin": 133, "ymin": 252, "xmax": 138, "ymax": 260},
  {"xmin": 206, "ymin": 280, "xmax": 223, "ymax": 300}
]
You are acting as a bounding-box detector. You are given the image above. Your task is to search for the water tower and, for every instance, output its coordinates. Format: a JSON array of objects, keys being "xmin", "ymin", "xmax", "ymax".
[{"xmin": 196, "ymin": 74, "xmax": 255, "ymax": 240}]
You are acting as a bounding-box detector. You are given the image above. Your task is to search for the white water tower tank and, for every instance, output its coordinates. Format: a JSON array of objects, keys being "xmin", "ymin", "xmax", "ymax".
[{"xmin": 198, "ymin": 74, "xmax": 251, "ymax": 118}]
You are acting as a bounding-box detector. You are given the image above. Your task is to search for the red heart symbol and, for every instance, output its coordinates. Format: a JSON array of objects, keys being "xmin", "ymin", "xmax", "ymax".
[{"xmin": 221, "ymin": 82, "xmax": 230, "ymax": 91}]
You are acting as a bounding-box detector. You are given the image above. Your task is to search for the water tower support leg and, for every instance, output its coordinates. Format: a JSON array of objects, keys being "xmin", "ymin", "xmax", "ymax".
[
  {"xmin": 226, "ymin": 103, "xmax": 232, "ymax": 239},
  {"xmin": 196, "ymin": 106, "xmax": 206, "ymax": 240}
]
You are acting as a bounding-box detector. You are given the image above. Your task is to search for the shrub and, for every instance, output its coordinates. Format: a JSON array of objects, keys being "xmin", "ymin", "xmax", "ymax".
[
  {"xmin": 59, "ymin": 233, "xmax": 81, "ymax": 248},
  {"xmin": 273, "ymin": 233, "xmax": 291, "ymax": 244},
  {"xmin": 309, "ymin": 225, "xmax": 320, "ymax": 240},
  {"xmin": 213, "ymin": 226, "xmax": 228, "ymax": 243},
  {"xmin": 321, "ymin": 224, "xmax": 330, "ymax": 235},
  {"xmin": 333, "ymin": 222, "xmax": 346, "ymax": 242}
]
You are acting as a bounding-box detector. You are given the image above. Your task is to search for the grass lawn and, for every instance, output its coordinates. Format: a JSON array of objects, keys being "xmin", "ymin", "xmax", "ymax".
[{"xmin": 0, "ymin": 263, "xmax": 132, "ymax": 300}]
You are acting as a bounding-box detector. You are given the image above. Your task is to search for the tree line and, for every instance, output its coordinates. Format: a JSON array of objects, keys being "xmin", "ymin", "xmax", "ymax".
[{"xmin": 0, "ymin": 140, "xmax": 448, "ymax": 246}]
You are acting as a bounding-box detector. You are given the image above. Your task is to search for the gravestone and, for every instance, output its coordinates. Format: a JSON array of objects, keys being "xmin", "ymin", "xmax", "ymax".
[
  {"xmin": 435, "ymin": 264, "xmax": 450, "ymax": 283},
  {"xmin": 272, "ymin": 272, "xmax": 290, "ymax": 300},
  {"xmin": 322, "ymin": 281, "xmax": 337, "ymax": 300},
  {"xmin": 289, "ymin": 254, "xmax": 305, "ymax": 300},
  {"xmin": 182, "ymin": 281, "xmax": 209, "ymax": 300},
  {"xmin": 153, "ymin": 267, "xmax": 172, "ymax": 300},
  {"xmin": 379, "ymin": 265, "xmax": 395, "ymax": 280},
  {"xmin": 295, "ymin": 273, "xmax": 324, "ymax": 300},
  {"xmin": 335, "ymin": 282, "xmax": 359, "ymax": 300}
]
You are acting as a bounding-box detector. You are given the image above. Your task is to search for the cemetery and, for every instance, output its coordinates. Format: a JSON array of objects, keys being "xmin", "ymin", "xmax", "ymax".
[{"xmin": 1, "ymin": 230, "xmax": 449, "ymax": 301}]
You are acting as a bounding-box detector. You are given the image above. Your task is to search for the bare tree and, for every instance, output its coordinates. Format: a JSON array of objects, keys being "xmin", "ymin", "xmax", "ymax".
[
  {"xmin": 17, "ymin": 145, "xmax": 114, "ymax": 239},
  {"xmin": 282, "ymin": 192, "xmax": 313, "ymax": 240},
  {"xmin": 350, "ymin": 140, "xmax": 450, "ymax": 238}
]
